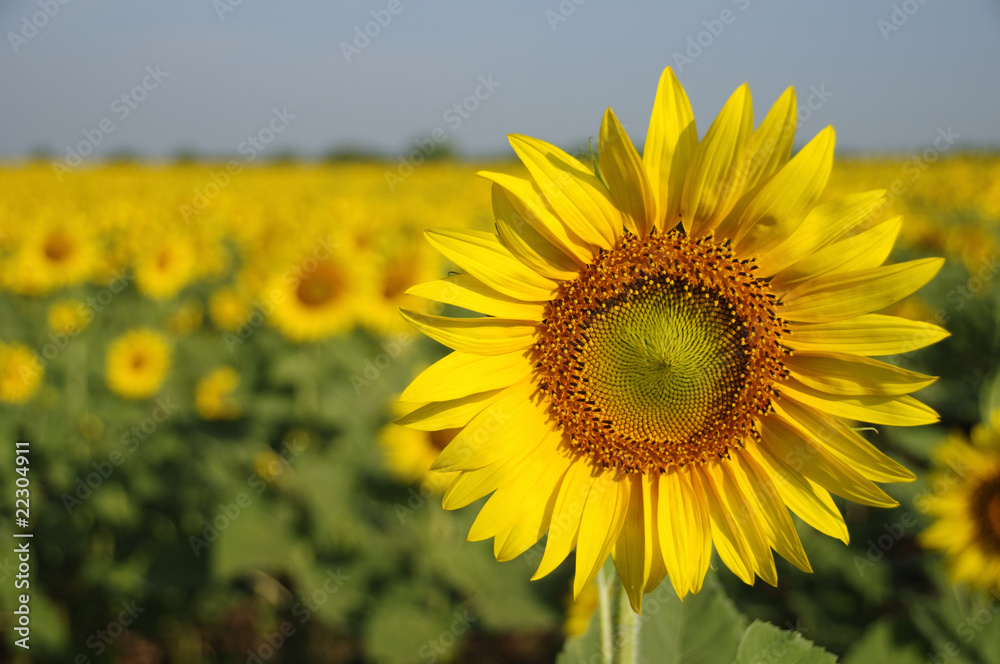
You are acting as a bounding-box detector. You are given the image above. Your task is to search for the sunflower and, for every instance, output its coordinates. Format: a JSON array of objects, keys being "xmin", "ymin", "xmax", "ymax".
[
  {"xmin": 269, "ymin": 251, "xmax": 355, "ymax": 342},
  {"xmin": 379, "ymin": 405, "xmax": 459, "ymax": 495},
  {"xmin": 0, "ymin": 343, "xmax": 43, "ymax": 404},
  {"xmin": 195, "ymin": 366, "xmax": 242, "ymax": 420},
  {"xmin": 105, "ymin": 328, "xmax": 172, "ymax": 399},
  {"xmin": 134, "ymin": 234, "xmax": 197, "ymax": 300},
  {"xmin": 208, "ymin": 286, "xmax": 252, "ymax": 332},
  {"xmin": 6, "ymin": 219, "xmax": 96, "ymax": 294},
  {"xmin": 47, "ymin": 299, "xmax": 91, "ymax": 336},
  {"xmin": 397, "ymin": 68, "xmax": 947, "ymax": 611},
  {"xmin": 920, "ymin": 420, "xmax": 1000, "ymax": 592},
  {"xmin": 166, "ymin": 300, "xmax": 205, "ymax": 336}
]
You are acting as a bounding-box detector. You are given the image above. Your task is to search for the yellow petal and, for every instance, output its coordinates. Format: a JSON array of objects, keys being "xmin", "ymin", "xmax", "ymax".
[
  {"xmin": 509, "ymin": 134, "xmax": 621, "ymax": 249},
  {"xmin": 699, "ymin": 464, "xmax": 755, "ymax": 585},
  {"xmin": 432, "ymin": 381, "xmax": 547, "ymax": 472},
  {"xmin": 492, "ymin": 183, "xmax": 581, "ymax": 280},
  {"xmin": 478, "ymin": 171, "xmax": 593, "ymax": 265},
  {"xmin": 730, "ymin": 452, "xmax": 812, "ymax": 573},
  {"xmin": 574, "ymin": 470, "xmax": 630, "ymax": 596},
  {"xmin": 774, "ymin": 216, "xmax": 901, "ymax": 289},
  {"xmin": 399, "ymin": 309, "xmax": 536, "ymax": 355},
  {"xmin": 785, "ymin": 351, "xmax": 937, "ymax": 396},
  {"xmin": 785, "ymin": 314, "xmax": 950, "ymax": 357},
  {"xmin": 713, "ymin": 87, "xmax": 797, "ymax": 239},
  {"xmin": 657, "ymin": 468, "xmax": 712, "ymax": 597},
  {"xmin": 681, "ymin": 84, "xmax": 753, "ymax": 237},
  {"xmin": 643, "ymin": 67, "xmax": 697, "ymax": 231},
  {"xmin": 717, "ymin": 461, "xmax": 778, "ymax": 586},
  {"xmin": 396, "ymin": 389, "xmax": 504, "ymax": 431},
  {"xmin": 496, "ymin": 467, "xmax": 564, "ymax": 561},
  {"xmin": 756, "ymin": 190, "xmax": 887, "ymax": 277},
  {"xmin": 533, "ymin": 460, "xmax": 597, "ymax": 580},
  {"xmin": 733, "ymin": 126, "xmax": 835, "ymax": 257},
  {"xmin": 641, "ymin": 473, "xmax": 668, "ymax": 594},
  {"xmin": 612, "ymin": 475, "xmax": 650, "ymax": 612},
  {"xmin": 469, "ymin": 436, "xmax": 571, "ymax": 541},
  {"xmin": 780, "ymin": 258, "xmax": 944, "ymax": 323},
  {"xmin": 406, "ymin": 274, "xmax": 545, "ymax": 320},
  {"xmin": 746, "ymin": 442, "xmax": 849, "ymax": 543},
  {"xmin": 442, "ymin": 430, "xmax": 549, "ymax": 510},
  {"xmin": 401, "ymin": 349, "xmax": 533, "ymax": 404},
  {"xmin": 780, "ymin": 378, "xmax": 939, "ymax": 426},
  {"xmin": 760, "ymin": 414, "xmax": 899, "ymax": 508},
  {"xmin": 600, "ymin": 108, "xmax": 655, "ymax": 238},
  {"xmin": 425, "ymin": 228, "xmax": 558, "ymax": 301},
  {"xmin": 772, "ymin": 398, "xmax": 915, "ymax": 483}
]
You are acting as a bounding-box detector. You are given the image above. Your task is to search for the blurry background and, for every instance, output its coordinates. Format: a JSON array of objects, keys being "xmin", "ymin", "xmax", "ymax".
[{"xmin": 2, "ymin": 1, "xmax": 1000, "ymax": 663}]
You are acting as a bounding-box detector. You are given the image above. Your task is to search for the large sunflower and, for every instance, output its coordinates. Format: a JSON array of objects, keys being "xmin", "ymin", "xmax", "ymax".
[
  {"xmin": 397, "ymin": 68, "xmax": 946, "ymax": 611},
  {"xmin": 920, "ymin": 420, "xmax": 1000, "ymax": 592}
]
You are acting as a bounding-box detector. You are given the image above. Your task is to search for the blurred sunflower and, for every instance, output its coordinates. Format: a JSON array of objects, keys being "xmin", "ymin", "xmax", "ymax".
[
  {"xmin": 208, "ymin": 286, "xmax": 251, "ymax": 332},
  {"xmin": 47, "ymin": 299, "xmax": 91, "ymax": 335},
  {"xmin": 134, "ymin": 234, "xmax": 197, "ymax": 300},
  {"xmin": 269, "ymin": 253, "xmax": 355, "ymax": 342},
  {"xmin": 920, "ymin": 421, "xmax": 1000, "ymax": 592},
  {"xmin": 380, "ymin": 404, "xmax": 459, "ymax": 494},
  {"xmin": 195, "ymin": 366, "xmax": 242, "ymax": 420},
  {"xmin": 0, "ymin": 343, "xmax": 43, "ymax": 404},
  {"xmin": 359, "ymin": 244, "xmax": 440, "ymax": 335},
  {"xmin": 105, "ymin": 328, "xmax": 172, "ymax": 399},
  {"xmin": 7, "ymin": 219, "xmax": 96, "ymax": 294},
  {"xmin": 166, "ymin": 300, "xmax": 204, "ymax": 336},
  {"xmin": 398, "ymin": 68, "xmax": 946, "ymax": 610}
]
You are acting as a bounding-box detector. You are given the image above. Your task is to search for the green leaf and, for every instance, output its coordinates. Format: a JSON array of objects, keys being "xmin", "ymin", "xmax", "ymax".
[
  {"xmin": 842, "ymin": 620, "xmax": 923, "ymax": 664},
  {"xmin": 557, "ymin": 571, "xmax": 747, "ymax": 664},
  {"xmin": 735, "ymin": 620, "xmax": 836, "ymax": 664}
]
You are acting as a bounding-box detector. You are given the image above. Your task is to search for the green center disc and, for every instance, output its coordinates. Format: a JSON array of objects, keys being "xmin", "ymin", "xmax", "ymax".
[{"xmin": 580, "ymin": 283, "xmax": 745, "ymax": 442}]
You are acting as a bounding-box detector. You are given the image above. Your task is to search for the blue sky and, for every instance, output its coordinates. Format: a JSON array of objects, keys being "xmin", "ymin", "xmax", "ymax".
[{"xmin": 2, "ymin": 0, "xmax": 999, "ymax": 160}]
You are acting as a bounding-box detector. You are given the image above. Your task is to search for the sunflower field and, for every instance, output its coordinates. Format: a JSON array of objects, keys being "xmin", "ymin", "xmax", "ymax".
[{"xmin": 2, "ymin": 142, "xmax": 1000, "ymax": 664}]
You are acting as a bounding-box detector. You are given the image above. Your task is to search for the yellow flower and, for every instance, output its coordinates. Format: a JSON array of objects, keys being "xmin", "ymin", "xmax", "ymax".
[
  {"xmin": 920, "ymin": 424, "xmax": 1000, "ymax": 593},
  {"xmin": 6, "ymin": 219, "xmax": 96, "ymax": 294},
  {"xmin": 0, "ymin": 343, "xmax": 43, "ymax": 404},
  {"xmin": 208, "ymin": 286, "xmax": 251, "ymax": 332},
  {"xmin": 166, "ymin": 300, "xmax": 204, "ymax": 336},
  {"xmin": 134, "ymin": 234, "xmax": 197, "ymax": 300},
  {"xmin": 269, "ymin": 251, "xmax": 355, "ymax": 342},
  {"xmin": 105, "ymin": 328, "xmax": 172, "ymax": 399},
  {"xmin": 195, "ymin": 367, "xmax": 242, "ymax": 420},
  {"xmin": 379, "ymin": 415, "xmax": 459, "ymax": 495},
  {"xmin": 47, "ymin": 299, "xmax": 91, "ymax": 336},
  {"xmin": 253, "ymin": 450, "xmax": 285, "ymax": 483},
  {"xmin": 398, "ymin": 68, "xmax": 946, "ymax": 610},
  {"xmin": 564, "ymin": 581, "xmax": 599, "ymax": 637}
]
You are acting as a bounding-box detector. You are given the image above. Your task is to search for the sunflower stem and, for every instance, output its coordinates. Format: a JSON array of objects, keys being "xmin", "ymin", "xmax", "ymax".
[
  {"xmin": 596, "ymin": 562, "xmax": 615, "ymax": 664},
  {"xmin": 615, "ymin": 582, "xmax": 640, "ymax": 664}
]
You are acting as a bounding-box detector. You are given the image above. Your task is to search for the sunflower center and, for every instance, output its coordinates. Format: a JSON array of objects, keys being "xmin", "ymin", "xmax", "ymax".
[
  {"xmin": 534, "ymin": 229, "xmax": 788, "ymax": 473},
  {"xmin": 296, "ymin": 262, "xmax": 344, "ymax": 308},
  {"xmin": 970, "ymin": 473, "xmax": 1000, "ymax": 552},
  {"xmin": 43, "ymin": 232, "xmax": 73, "ymax": 262}
]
